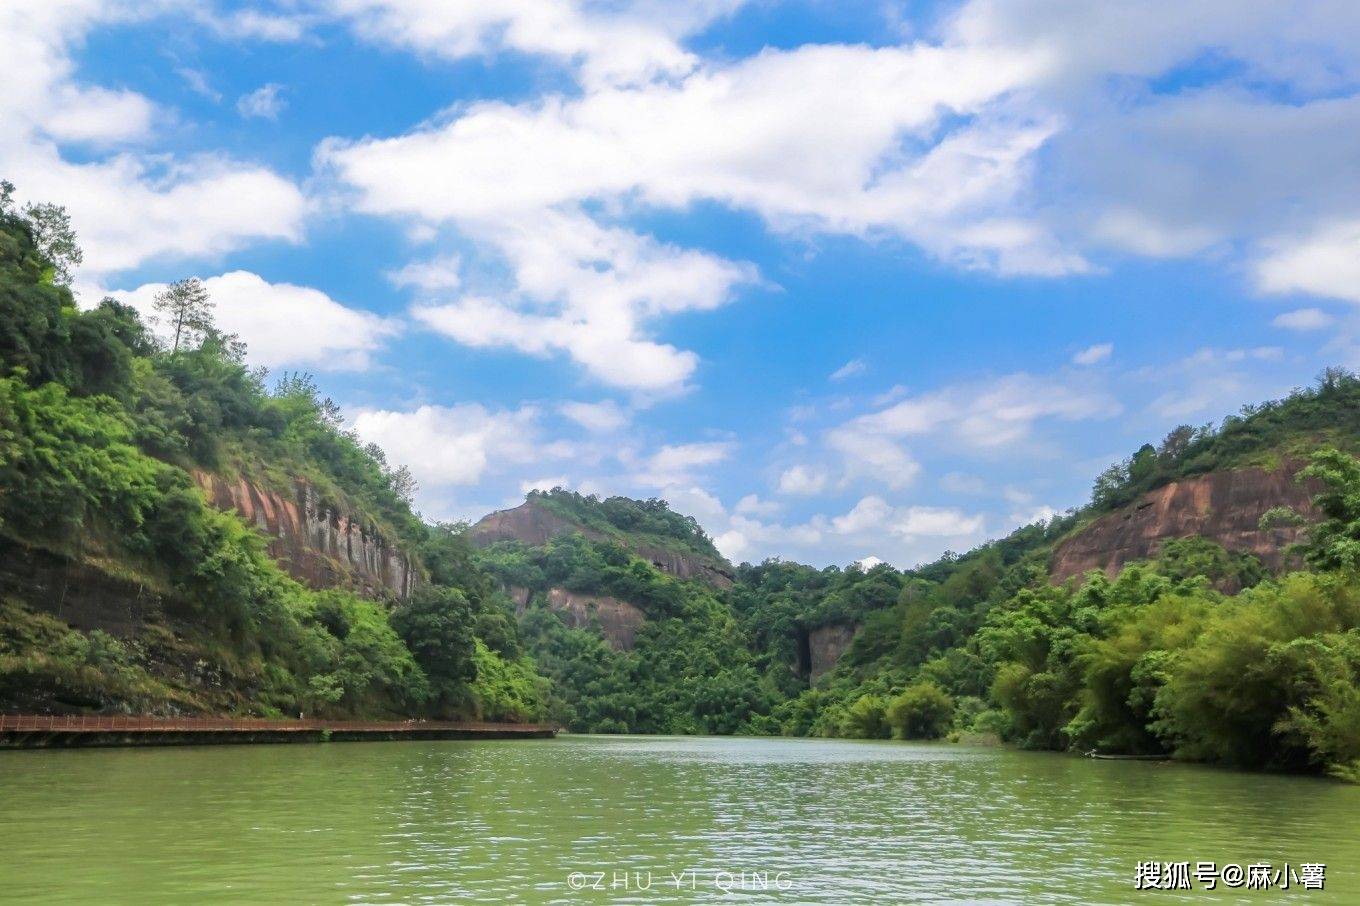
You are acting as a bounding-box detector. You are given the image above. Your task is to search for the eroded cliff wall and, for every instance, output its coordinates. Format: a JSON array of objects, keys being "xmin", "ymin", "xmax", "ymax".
[
  {"xmin": 193, "ymin": 471, "xmax": 418, "ymax": 600},
  {"xmin": 1051, "ymin": 465, "xmax": 1318, "ymax": 583},
  {"xmin": 511, "ymin": 586, "xmax": 645, "ymax": 651},
  {"xmin": 808, "ymin": 623, "xmax": 858, "ymax": 682}
]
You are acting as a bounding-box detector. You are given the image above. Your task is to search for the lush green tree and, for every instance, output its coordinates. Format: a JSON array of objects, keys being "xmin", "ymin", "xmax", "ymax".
[
  {"xmin": 1299, "ymin": 447, "xmax": 1360, "ymax": 572},
  {"xmin": 391, "ymin": 586, "xmax": 477, "ymax": 711},
  {"xmin": 886, "ymin": 682, "xmax": 954, "ymax": 739}
]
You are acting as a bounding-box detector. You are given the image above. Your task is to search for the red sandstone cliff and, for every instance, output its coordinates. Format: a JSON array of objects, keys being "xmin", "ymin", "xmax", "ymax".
[
  {"xmin": 508, "ymin": 587, "xmax": 645, "ymax": 651},
  {"xmin": 469, "ymin": 500, "xmax": 735, "ymax": 588},
  {"xmin": 193, "ymin": 471, "xmax": 418, "ymax": 599},
  {"xmin": 1050, "ymin": 465, "xmax": 1319, "ymax": 583}
]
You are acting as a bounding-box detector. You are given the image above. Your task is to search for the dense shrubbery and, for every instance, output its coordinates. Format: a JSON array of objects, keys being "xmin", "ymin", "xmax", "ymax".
[
  {"xmin": 756, "ymin": 447, "xmax": 1360, "ymax": 780},
  {"xmin": 486, "ymin": 534, "xmax": 769, "ymax": 733},
  {"xmin": 0, "ymin": 183, "xmax": 544, "ymax": 721}
]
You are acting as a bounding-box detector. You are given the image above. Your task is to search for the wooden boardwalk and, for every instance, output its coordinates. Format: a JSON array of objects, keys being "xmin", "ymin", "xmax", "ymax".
[{"xmin": 0, "ymin": 714, "xmax": 557, "ymax": 748}]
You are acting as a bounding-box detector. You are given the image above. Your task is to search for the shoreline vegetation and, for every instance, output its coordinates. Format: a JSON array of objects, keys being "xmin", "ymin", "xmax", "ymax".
[{"xmin": 1, "ymin": 179, "xmax": 1358, "ymax": 782}]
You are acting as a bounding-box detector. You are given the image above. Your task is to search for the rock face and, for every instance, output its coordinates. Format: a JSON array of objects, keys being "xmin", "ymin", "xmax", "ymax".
[
  {"xmin": 470, "ymin": 500, "xmax": 735, "ymax": 588},
  {"xmin": 193, "ymin": 471, "xmax": 418, "ymax": 599},
  {"xmin": 0, "ymin": 539, "xmax": 163, "ymax": 637},
  {"xmin": 808, "ymin": 623, "xmax": 857, "ymax": 682},
  {"xmin": 1051, "ymin": 466, "xmax": 1319, "ymax": 583},
  {"xmin": 515, "ymin": 587, "xmax": 646, "ymax": 651}
]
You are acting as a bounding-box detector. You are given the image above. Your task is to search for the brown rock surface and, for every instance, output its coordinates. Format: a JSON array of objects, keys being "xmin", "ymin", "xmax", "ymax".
[
  {"xmin": 809, "ymin": 623, "xmax": 857, "ymax": 682},
  {"xmin": 192, "ymin": 471, "xmax": 418, "ymax": 599},
  {"xmin": 470, "ymin": 500, "xmax": 735, "ymax": 588},
  {"xmin": 1051, "ymin": 466, "xmax": 1319, "ymax": 583},
  {"xmin": 515, "ymin": 587, "xmax": 646, "ymax": 651}
]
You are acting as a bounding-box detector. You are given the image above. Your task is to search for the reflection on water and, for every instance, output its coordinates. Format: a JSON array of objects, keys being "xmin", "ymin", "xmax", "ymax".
[{"xmin": 1, "ymin": 735, "xmax": 1355, "ymax": 903}]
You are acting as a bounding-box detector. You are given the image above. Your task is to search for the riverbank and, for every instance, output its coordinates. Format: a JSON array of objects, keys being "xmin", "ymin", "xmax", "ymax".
[{"xmin": 0, "ymin": 715, "xmax": 557, "ymax": 748}]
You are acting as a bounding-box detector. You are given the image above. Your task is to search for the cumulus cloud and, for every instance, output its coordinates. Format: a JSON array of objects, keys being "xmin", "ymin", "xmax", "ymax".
[
  {"xmin": 0, "ymin": 3, "xmax": 307, "ymax": 279},
  {"xmin": 630, "ymin": 441, "xmax": 733, "ymax": 488},
  {"xmin": 313, "ymin": 0, "xmax": 1360, "ymax": 391},
  {"xmin": 324, "ymin": 0, "xmax": 746, "ymax": 88},
  {"xmin": 387, "ymin": 254, "xmax": 463, "ymax": 291},
  {"xmin": 776, "ymin": 464, "xmax": 829, "ymax": 496},
  {"xmin": 1257, "ymin": 222, "xmax": 1360, "ymax": 304},
  {"xmin": 350, "ymin": 403, "xmax": 564, "ymax": 517},
  {"xmin": 711, "ymin": 493, "xmax": 987, "ymax": 567},
  {"xmin": 236, "ymin": 83, "xmax": 286, "ymax": 120},
  {"xmin": 402, "ymin": 214, "xmax": 756, "ymax": 391},
  {"xmin": 103, "ymin": 271, "xmax": 399, "ymax": 370},
  {"xmin": 826, "ymin": 372, "xmax": 1119, "ymax": 491}
]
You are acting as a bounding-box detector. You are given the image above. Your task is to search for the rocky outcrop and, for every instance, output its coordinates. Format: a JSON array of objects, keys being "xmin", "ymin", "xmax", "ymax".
[
  {"xmin": 470, "ymin": 500, "xmax": 735, "ymax": 588},
  {"xmin": 193, "ymin": 471, "xmax": 418, "ymax": 600},
  {"xmin": 1051, "ymin": 466, "xmax": 1319, "ymax": 583},
  {"xmin": 0, "ymin": 539, "xmax": 163, "ymax": 637},
  {"xmin": 514, "ymin": 587, "xmax": 646, "ymax": 651},
  {"xmin": 808, "ymin": 622, "xmax": 857, "ymax": 682}
]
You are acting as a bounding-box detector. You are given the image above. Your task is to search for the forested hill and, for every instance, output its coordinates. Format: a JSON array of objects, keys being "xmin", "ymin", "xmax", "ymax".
[
  {"xmin": 470, "ymin": 490, "xmax": 735, "ymax": 587},
  {"xmin": 467, "ymin": 375, "xmax": 1360, "ymax": 780},
  {"xmin": 3, "ymin": 178, "xmax": 1359, "ymax": 781},
  {"xmin": 0, "ymin": 182, "xmax": 545, "ymax": 722}
]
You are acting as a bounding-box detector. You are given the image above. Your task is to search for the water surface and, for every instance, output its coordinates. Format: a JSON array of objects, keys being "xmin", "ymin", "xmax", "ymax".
[{"xmin": 1, "ymin": 735, "xmax": 1355, "ymax": 903}]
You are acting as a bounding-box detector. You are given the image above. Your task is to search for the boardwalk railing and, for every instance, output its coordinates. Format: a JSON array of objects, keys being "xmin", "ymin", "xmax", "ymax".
[{"xmin": 0, "ymin": 715, "xmax": 555, "ymax": 734}]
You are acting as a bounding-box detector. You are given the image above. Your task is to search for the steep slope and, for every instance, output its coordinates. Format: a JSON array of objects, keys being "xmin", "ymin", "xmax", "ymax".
[
  {"xmin": 1051, "ymin": 464, "xmax": 1319, "ymax": 582},
  {"xmin": 193, "ymin": 471, "xmax": 418, "ymax": 599},
  {"xmin": 0, "ymin": 194, "xmax": 542, "ymax": 721}
]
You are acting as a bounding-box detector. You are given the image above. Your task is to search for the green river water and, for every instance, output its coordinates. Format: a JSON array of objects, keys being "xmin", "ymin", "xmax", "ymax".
[{"xmin": 1, "ymin": 735, "xmax": 1356, "ymax": 903}]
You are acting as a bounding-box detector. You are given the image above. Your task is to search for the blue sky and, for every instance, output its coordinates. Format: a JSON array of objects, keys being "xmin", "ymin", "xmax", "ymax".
[{"xmin": 6, "ymin": 1, "xmax": 1360, "ymax": 567}]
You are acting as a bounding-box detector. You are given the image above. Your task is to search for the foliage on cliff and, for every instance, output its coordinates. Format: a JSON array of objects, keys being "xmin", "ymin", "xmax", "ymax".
[
  {"xmin": 0, "ymin": 182, "xmax": 544, "ymax": 721},
  {"xmin": 1088, "ymin": 367, "xmax": 1360, "ymax": 513},
  {"xmin": 526, "ymin": 487, "xmax": 723, "ymax": 559}
]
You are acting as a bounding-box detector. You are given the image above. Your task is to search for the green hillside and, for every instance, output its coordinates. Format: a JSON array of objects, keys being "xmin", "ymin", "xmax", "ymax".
[
  {"xmin": 527, "ymin": 488, "xmax": 723, "ymax": 561},
  {"xmin": 3, "ymin": 178, "xmax": 1358, "ymax": 779},
  {"xmin": 0, "ymin": 182, "xmax": 544, "ymax": 722}
]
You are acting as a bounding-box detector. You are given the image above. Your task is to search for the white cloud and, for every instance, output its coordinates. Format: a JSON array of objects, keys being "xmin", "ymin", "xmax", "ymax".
[
  {"xmin": 623, "ymin": 441, "xmax": 733, "ymax": 488},
  {"xmin": 826, "ymin": 428, "xmax": 921, "ymax": 490},
  {"xmin": 1257, "ymin": 222, "xmax": 1360, "ymax": 304},
  {"xmin": 776, "ymin": 464, "xmax": 829, "ymax": 496},
  {"xmin": 237, "ymin": 83, "xmax": 287, "ymax": 120},
  {"xmin": 1009, "ymin": 504, "xmax": 1058, "ymax": 527},
  {"xmin": 403, "ymin": 213, "xmax": 756, "ymax": 391},
  {"xmin": 0, "ymin": 3, "xmax": 306, "ymax": 279},
  {"xmin": 826, "ymin": 495, "xmax": 986, "ymax": 543},
  {"xmin": 835, "ymin": 371, "xmax": 1118, "ymax": 468},
  {"xmin": 560, "ymin": 400, "xmax": 628, "ymax": 432},
  {"xmin": 320, "ymin": 4, "xmax": 1360, "ymax": 390},
  {"xmin": 387, "ymin": 254, "xmax": 463, "ymax": 291},
  {"xmin": 520, "ymin": 476, "xmax": 569, "ymax": 494},
  {"xmin": 829, "ymin": 358, "xmax": 866, "ymax": 381},
  {"xmin": 324, "ymin": 0, "xmax": 746, "ymax": 88},
  {"xmin": 1272, "ymin": 308, "xmax": 1335, "ymax": 331},
  {"xmin": 103, "ymin": 271, "xmax": 399, "ymax": 370},
  {"xmin": 734, "ymin": 494, "xmax": 779, "ymax": 517},
  {"xmin": 1072, "ymin": 342, "xmax": 1113, "ymax": 366},
  {"xmin": 351, "ymin": 404, "xmax": 552, "ymax": 503}
]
